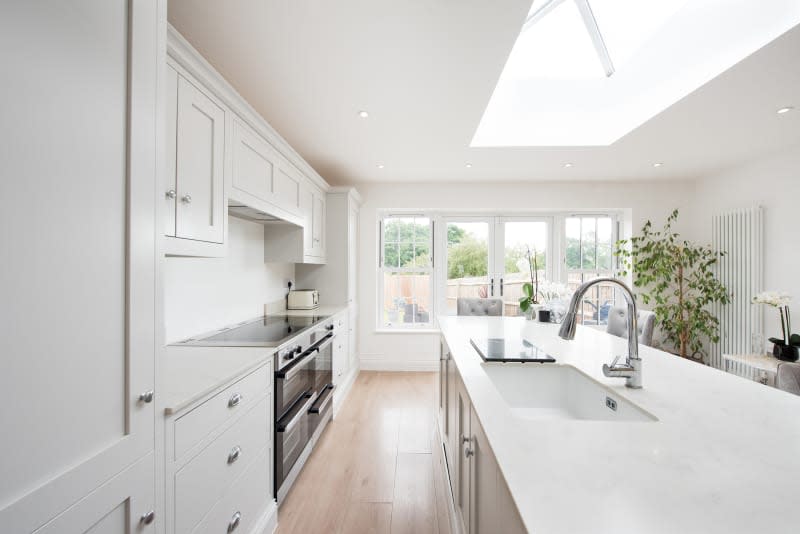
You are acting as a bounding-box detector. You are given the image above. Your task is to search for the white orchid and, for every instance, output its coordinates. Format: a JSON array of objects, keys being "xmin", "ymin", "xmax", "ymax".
[
  {"xmin": 752, "ymin": 291, "xmax": 791, "ymax": 308},
  {"xmin": 752, "ymin": 291, "xmax": 793, "ymax": 344}
]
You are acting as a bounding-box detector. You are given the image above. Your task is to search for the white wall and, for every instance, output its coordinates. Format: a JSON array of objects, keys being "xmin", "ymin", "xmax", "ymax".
[
  {"xmin": 355, "ymin": 180, "xmax": 698, "ymax": 371},
  {"xmin": 693, "ymin": 144, "xmax": 800, "ymax": 344},
  {"xmin": 164, "ymin": 216, "xmax": 295, "ymax": 343}
]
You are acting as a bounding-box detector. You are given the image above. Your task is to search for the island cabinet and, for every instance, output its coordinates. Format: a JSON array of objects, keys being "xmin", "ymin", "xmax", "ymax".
[{"xmin": 439, "ymin": 339, "xmax": 527, "ymax": 534}]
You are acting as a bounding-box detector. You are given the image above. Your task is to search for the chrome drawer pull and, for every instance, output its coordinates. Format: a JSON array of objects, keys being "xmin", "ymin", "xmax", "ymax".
[
  {"xmin": 138, "ymin": 390, "xmax": 154, "ymax": 403},
  {"xmin": 227, "ymin": 511, "xmax": 241, "ymax": 532},
  {"xmin": 140, "ymin": 510, "xmax": 155, "ymax": 525},
  {"xmin": 227, "ymin": 445, "xmax": 241, "ymax": 464},
  {"xmin": 228, "ymin": 393, "xmax": 242, "ymax": 408}
]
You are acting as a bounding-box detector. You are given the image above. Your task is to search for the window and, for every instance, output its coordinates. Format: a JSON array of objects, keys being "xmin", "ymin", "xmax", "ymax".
[
  {"xmin": 564, "ymin": 215, "xmax": 618, "ymax": 325},
  {"xmin": 379, "ymin": 215, "xmax": 433, "ymax": 328}
]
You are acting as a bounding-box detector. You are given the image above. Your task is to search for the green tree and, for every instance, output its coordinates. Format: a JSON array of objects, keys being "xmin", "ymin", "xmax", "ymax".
[
  {"xmin": 614, "ymin": 209, "xmax": 730, "ymax": 361},
  {"xmin": 447, "ymin": 236, "xmax": 488, "ymax": 278}
]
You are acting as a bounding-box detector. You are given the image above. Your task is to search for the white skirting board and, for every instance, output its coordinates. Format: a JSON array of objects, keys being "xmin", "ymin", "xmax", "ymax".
[{"xmin": 359, "ymin": 358, "xmax": 438, "ymax": 372}]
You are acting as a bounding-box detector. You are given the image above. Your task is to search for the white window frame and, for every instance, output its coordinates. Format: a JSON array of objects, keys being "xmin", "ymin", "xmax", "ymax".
[
  {"xmin": 561, "ymin": 213, "xmax": 621, "ymax": 326},
  {"xmin": 377, "ymin": 212, "xmax": 435, "ymax": 330}
]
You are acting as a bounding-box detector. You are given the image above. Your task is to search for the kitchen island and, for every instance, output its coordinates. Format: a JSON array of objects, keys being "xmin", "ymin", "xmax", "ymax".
[{"xmin": 438, "ymin": 316, "xmax": 800, "ymax": 534}]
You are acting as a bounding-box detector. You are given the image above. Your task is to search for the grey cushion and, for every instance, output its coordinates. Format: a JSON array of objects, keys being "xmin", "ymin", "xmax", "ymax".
[
  {"xmin": 777, "ymin": 362, "xmax": 800, "ymax": 396},
  {"xmin": 457, "ymin": 297, "xmax": 503, "ymax": 317},
  {"xmin": 606, "ymin": 307, "xmax": 656, "ymax": 347}
]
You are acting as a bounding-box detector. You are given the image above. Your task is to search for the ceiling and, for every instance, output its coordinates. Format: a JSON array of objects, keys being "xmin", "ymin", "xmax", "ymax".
[{"xmin": 168, "ymin": 0, "xmax": 800, "ymax": 185}]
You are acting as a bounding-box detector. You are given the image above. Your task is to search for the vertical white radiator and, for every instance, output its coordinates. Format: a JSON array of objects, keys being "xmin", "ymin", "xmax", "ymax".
[{"xmin": 709, "ymin": 207, "xmax": 764, "ymax": 369}]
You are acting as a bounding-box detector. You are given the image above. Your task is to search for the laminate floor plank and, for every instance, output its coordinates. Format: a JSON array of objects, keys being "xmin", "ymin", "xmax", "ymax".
[{"xmin": 275, "ymin": 372, "xmax": 448, "ymax": 534}]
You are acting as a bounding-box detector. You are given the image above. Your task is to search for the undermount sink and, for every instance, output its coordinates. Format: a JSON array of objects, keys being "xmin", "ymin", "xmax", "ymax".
[{"xmin": 483, "ymin": 363, "xmax": 657, "ymax": 422}]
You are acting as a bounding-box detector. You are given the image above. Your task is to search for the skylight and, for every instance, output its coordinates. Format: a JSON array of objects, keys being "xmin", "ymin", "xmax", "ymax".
[{"xmin": 472, "ymin": 0, "xmax": 800, "ymax": 147}]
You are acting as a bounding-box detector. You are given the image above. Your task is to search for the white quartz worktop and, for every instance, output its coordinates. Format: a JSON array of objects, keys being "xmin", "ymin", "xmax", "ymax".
[
  {"xmin": 439, "ymin": 316, "xmax": 800, "ymax": 534},
  {"xmin": 163, "ymin": 305, "xmax": 349, "ymax": 414}
]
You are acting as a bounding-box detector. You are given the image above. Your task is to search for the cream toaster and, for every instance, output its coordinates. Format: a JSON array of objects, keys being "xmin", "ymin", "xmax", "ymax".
[{"xmin": 287, "ymin": 289, "xmax": 319, "ymax": 310}]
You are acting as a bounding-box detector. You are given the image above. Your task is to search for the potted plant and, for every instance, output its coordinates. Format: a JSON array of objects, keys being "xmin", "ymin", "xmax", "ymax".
[
  {"xmin": 518, "ymin": 246, "xmax": 541, "ymax": 320},
  {"xmin": 614, "ymin": 209, "xmax": 730, "ymax": 361},
  {"xmin": 752, "ymin": 291, "xmax": 799, "ymax": 362}
]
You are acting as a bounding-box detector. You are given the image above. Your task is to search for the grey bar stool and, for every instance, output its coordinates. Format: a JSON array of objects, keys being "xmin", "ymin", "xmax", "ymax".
[
  {"xmin": 776, "ymin": 362, "xmax": 800, "ymax": 396},
  {"xmin": 606, "ymin": 306, "xmax": 656, "ymax": 347},
  {"xmin": 457, "ymin": 297, "xmax": 503, "ymax": 316}
]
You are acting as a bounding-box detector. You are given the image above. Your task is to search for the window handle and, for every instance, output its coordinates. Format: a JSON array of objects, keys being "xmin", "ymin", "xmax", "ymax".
[
  {"xmin": 500, "ymin": 278, "xmax": 504, "ymax": 297},
  {"xmin": 490, "ymin": 278, "xmax": 494, "ymax": 297}
]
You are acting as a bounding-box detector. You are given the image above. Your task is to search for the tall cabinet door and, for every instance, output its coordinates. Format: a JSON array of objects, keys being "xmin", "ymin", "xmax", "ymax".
[
  {"xmin": 455, "ymin": 379, "xmax": 472, "ymax": 534},
  {"xmin": 175, "ymin": 75, "xmax": 225, "ymax": 243},
  {"xmin": 0, "ymin": 0, "xmax": 157, "ymax": 531},
  {"xmin": 469, "ymin": 411, "xmax": 499, "ymax": 534}
]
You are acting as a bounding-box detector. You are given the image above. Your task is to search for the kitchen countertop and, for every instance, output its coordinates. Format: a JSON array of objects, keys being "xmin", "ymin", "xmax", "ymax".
[
  {"xmin": 162, "ymin": 305, "xmax": 349, "ymax": 415},
  {"xmin": 438, "ymin": 316, "xmax": 800, "ymax": 534}
]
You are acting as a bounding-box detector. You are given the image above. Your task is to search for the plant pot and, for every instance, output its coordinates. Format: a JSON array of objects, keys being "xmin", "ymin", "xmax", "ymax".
[
  {"xmin": 769, "ymin": 338, "xmax": 799, "ymax": 362},
  {"xmin": 537, "ymin": 309, "xmax": 551, "ymax": 323}
]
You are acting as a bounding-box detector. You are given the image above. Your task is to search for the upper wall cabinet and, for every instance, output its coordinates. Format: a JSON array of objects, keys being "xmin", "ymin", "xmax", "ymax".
[
  {"xmin": 164, "ymin": 64, "xmax": 226, "ymax": 256},
  {"xmin": 230, "ymin": 118, "xmax": 303, "ymax": 223},
  {"xmin": 166, "ymin": 26, "xmax": 331, "ymax": 259}
]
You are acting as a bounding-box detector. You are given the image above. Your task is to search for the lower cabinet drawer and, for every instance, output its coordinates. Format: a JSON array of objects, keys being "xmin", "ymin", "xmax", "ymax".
[
  {"xmin": 175, "ymin": 396, "xmax": 269, "ymax": 534},
  {"xmin": 174, "ymin": 365, "xmax": 270, "ymax": 460},
  {"xmin": 192, "ymin": 446, "xmax": 270, "ymax": 534}
]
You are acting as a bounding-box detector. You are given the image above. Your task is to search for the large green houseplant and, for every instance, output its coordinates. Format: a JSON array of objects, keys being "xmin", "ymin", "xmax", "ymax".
[{"xmin": 614, "ymin": 210, "xmax": 730, "ymax": 361}]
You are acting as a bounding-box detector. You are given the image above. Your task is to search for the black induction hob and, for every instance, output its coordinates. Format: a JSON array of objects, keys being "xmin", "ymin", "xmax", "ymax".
[
  {"xmin": 470, "ymin": 337, "xmax": 556, "ymax": 363},
  {"xmin": 178, "ymin": 314, "xmax": 329, "ymax": 347}
]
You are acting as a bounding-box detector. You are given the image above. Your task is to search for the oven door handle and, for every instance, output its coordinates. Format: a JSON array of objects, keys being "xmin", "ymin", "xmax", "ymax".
[
  {"xmin": 277, "ymin": 394, "xmax": 315, "ymax": 434},
  {"xmin": 276, "ymin": 350, "xmax": 317, "ymax": 381},
  {"xmin": 309, "ymin": 384, "xmax": 334, "ymax": 414},
  {"xmin": 313, "ymin": 334, "xmax": 335, "ymax": 353}
]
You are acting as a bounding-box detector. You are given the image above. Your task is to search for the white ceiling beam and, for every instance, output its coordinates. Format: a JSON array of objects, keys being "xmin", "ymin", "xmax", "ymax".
[
  {"xmin": 575, "ymin": 0, "xmax": 615, "ymax": 77},
  {"xmin": 521, "ymin": 0, "xmax": 567, "ymax": 33}
]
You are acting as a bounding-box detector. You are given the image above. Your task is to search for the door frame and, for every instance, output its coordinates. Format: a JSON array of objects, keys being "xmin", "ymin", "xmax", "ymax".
[{"xmin": 438, "ymin": 215, "xmax": 555, "ymax": 317}]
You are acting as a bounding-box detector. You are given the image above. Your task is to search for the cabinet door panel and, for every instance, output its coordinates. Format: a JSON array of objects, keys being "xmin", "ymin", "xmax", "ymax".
[
  {"xmin": 34, "ymin": 454, "xmax": 154, "ymax": 534},
  {"xmin": 165, "ymin": 65, "xmax": 178, "ymax": 236},
  {"xmin": 232, "ymin": 120, "xmax": 273, "ymax": 203},
  {"xmin": 300, "ymin": 184, "xmax": 314, "ymax": 255},
  {"xmin": 273, "ymin": 165, "xmax": 301, "ymax": 212},
  {"xmin": 470, "ymin": 412, "xmax": 498, "ymax": 534},
  {"xmin": 347, "ymin": 208, "xmax": 358, "ymax": 304},
  {"xmin": 175, "ymin": 76, "xmax": 225, "ymax": 243},
  {"xmin": 0, "ymin": 0, "xmax": 157, "ymax": 530},
  {"xmin": 455, "ymin": 380, "xmax": 471, "ymax": 533},
  {"xmin": 312, "ymin": 191, "xmax": 325, "ymax": 255}
]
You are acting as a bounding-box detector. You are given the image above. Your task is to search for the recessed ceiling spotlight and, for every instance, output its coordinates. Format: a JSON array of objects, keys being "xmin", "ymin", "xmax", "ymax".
[
  {"xmin": 777, "ymin": 106, "xmax": 794, "ymax": 114},
  {"xmin": 376, "ymin": 163, "xmax": 385, "ymax": 169},
  {"xmin": 358, "ymin": 110, "xmax": 369, "ymax": 118},
  {"xmin": 563, "ymin": 163, "xmax": 573, "ymax": 168},
  {"xmin": 465, "ymin": 163, "xmax": 473, "ymax": 168},
  {"xmin": 653, "ymin": 162, "xmax": 664, "ymax": 168}
]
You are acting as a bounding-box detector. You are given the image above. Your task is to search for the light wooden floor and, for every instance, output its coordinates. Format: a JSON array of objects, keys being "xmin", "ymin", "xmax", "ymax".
[{"xmin": 275, "ymin": 371, "xmax": 453, "ymax": 534}]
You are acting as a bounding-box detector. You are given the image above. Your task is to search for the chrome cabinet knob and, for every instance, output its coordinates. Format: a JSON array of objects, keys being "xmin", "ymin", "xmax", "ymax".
[
  {"xmin": 227, "ymin": 445, "xmax": 241, "ymax": 464},
  {"xmin": 228, "ymin": 393, "xmax": 242, "ymax": 408},
  {"xmin": 181, "ymin": 194, "xmax": 192, "ymax": 204},
  {"xmin": 461, "ymin": 435, "xmax": 470, "ymax": 444},
  {"xmin": 464, "ymin": 447, "xmax": 474, "ymax": 458},
  {"xmin": 165, "ymin": 189, "xmax": 177, "ymax": 199},
  {"xmin": 227, "ymin": 511, "xmax": 241, "ymax": 533},
  {"xmin": 140, "ymin": 510, "xmax": 155, "ymax": 525},
  {"xmin": 138, "ymin": 390, "xmax": 154, "ymax": 403}
]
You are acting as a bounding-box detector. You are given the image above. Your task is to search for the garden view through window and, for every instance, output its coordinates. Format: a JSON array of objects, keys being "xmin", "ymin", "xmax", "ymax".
[
  {"xmin": 381, "ymin": 216, "xmax": 433, "ymax": 327},
  {"xmin": 378, "ymin": 212, "xmax": 619, "ymax": 329}
]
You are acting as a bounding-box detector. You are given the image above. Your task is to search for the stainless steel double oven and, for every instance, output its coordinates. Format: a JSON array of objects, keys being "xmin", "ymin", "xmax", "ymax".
[{"xmin": 274, "ymin": 319, "xmax": 335, "ymax": 501}]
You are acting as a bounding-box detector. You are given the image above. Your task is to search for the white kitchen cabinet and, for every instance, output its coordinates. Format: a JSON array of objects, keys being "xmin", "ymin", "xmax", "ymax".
[
  {"xmin": 454, "ymin": 377, "xmax": 472, "ymax": 534},
  {"xmin": 33, "ymin": 454, "xmax": 155, "ymax": 534},
  {"xmin": 164, "ymin": 363, "xmax": 275, "ymax": 534},
  {"xmin": 332, "ymin": 313, "xmax": 350, "ymax": 386},
  {"xmin": 298, "ymin": 180, "xmax": 326, "ymax": 262},
  {"xmin": 229, "ymin": 118, "xmax": 304, "ymax": 223},
  {"xmin": 439, "ymin": 338, "xmax": 527, "ymax": 534},
  {"xmin": 0, "ymin": 0, "xmax": 158, "ymax": 531},
  {"xmin": 164, "ymin": 64, "xmax": 226, "ymax": 256}
]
